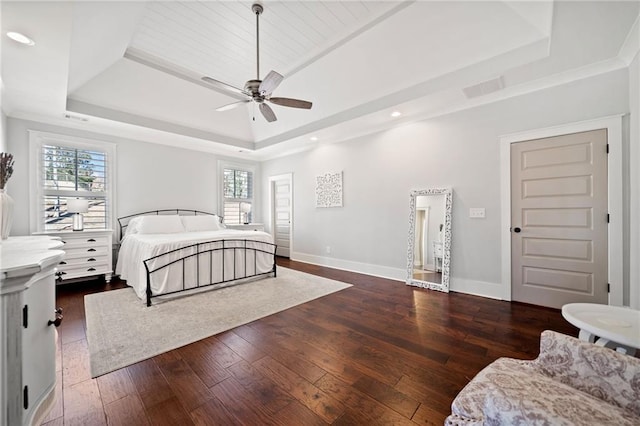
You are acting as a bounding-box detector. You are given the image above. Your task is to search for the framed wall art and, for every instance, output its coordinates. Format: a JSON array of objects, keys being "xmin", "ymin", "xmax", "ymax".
[{"xmin": 315, "ymin": 171, "xmax": 343, "ymax": 208}]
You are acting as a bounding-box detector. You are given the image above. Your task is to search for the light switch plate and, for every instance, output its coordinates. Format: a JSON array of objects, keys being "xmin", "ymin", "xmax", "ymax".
[{"xmin": 469, "ymin": 208, "xmax": 486, "ymax": 218}]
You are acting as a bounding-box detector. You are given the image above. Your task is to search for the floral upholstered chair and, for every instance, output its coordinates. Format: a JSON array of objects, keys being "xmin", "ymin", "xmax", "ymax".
[{"xmin": 446, "ymin": 330, "xmax": 640, "ymax": 425}]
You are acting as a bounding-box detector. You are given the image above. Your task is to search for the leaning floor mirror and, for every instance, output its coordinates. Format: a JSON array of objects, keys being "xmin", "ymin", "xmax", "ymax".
[{"xmin": 406, "ymin": 188, "xmax": 453, "ymax": 292}]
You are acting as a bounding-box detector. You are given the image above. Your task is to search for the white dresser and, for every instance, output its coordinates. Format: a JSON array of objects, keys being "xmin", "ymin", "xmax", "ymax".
[
  {"xmin": 0, "ymin": 236, "xmax": 64, "ymax": 426},
  {"xmin": 226, "ymin": 223, "xmax": 265, "ymax": 232},
  {"xmin": 34, "ymin": 230, "xmax": 113, "ymax": 283},
  {"xmin": 433, "ymin": 241, "xmax": 443, "ymax": 272}
]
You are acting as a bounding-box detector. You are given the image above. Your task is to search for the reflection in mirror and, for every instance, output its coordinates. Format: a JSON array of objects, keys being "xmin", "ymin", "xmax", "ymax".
[{"xmin": 406, "ymin": 188, "xmax": 452, "ymax": 292}]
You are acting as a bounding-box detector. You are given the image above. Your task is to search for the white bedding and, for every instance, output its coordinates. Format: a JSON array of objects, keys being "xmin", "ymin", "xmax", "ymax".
[{"xmin": 116, "ymin": 230, "xmax": 275, "ymax": 300}]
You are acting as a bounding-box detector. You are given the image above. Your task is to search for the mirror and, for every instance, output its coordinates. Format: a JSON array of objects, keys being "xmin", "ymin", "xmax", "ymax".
[{"xmin": 406, "ymin": 188, "xmax": 452, "ymax": 292}]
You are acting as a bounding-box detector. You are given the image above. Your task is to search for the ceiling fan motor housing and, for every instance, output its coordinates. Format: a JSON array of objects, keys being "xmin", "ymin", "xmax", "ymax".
[{"xmin": 244, "ymin": 79, "xmax": 265, "ymax": 102}]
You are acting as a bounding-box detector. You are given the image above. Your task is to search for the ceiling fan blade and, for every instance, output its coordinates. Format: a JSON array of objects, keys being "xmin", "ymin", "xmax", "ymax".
[
  {"xmin": 216, "ymin": 100, "xmax": 251, "ymax": 112},
  {"xmin": 202, "ymin": 76, "xmax": 249, "ymax": 97},
  {"xmin": 258, "ymin": 70, "xmax": 284, "ymax": 96},
  {"xmin": 259, "ymin": 103, "xmax": 277, "ymax": 122},
  {"xmin": 269, "ymin": 97, "xmax": 312, "ymax": 109}
]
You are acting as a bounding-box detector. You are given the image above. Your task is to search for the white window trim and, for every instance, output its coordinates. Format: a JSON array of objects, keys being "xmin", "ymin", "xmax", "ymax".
[
  {"xmin": 218, "ymin": 160, "xmax": 256, "ymax": 223},
  {"xmin": 29, "ymin": 130, "xmax": 117, "ymax": 233}
]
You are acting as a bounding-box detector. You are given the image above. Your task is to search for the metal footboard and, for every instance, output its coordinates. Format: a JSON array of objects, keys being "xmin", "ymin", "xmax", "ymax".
[{"xmin": 142, "ymin": 239, "xmax": 277, "ymax": 306}]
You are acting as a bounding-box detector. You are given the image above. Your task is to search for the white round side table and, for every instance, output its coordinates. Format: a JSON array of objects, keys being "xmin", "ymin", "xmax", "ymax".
[{"xmin": 562, "ymin": 303, "xmax": 640, "ymax": 356}]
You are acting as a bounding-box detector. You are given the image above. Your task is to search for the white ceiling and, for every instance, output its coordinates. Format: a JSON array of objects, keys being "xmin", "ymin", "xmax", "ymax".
[{"xmin": 2, "ymin": 1, "xmax": 639, "ymax": 160}]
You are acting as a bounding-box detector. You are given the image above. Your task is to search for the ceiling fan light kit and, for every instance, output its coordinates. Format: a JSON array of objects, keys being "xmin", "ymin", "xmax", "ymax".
[{"xmin": 201, "ymin": 3, "xmax": 313, "ymax": 123}]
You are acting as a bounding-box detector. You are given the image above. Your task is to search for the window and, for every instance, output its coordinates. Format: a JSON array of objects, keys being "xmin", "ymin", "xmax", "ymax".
[
  {"xmin": 222, "ymin": 168, "xmax": 253, "ymax": 225},
  {"xmin": 30, "ymin": 131, "xmax": 115, "ymax": 232}
]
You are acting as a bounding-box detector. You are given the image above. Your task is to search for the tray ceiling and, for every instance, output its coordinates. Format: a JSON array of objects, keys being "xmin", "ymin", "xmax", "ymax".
[{"xmin": 2, "ymin": 1, "xmax": 639, "ymax": 159}]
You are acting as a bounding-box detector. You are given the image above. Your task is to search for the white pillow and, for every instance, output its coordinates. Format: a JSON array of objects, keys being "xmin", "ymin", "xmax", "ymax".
[
  {"xmin": 181, "ymin": 215, "xmax": 221, "ymax": 232},
  {"xmin": 137, "ymin": 215, "xmax": 185, "ymax": 234},
  {"xmin": 124, "ymin": 217, "xmax": 143, "ymax": 236}
]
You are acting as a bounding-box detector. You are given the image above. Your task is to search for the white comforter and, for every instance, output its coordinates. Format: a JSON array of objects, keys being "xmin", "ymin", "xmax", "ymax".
[{"xmin": 116, "ymin": 230, "xmax": 275, "ymax": 299}]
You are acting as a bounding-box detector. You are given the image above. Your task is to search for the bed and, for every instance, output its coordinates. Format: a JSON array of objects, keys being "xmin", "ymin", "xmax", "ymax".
[{"xmin": 115, "ymin": 210, "xmax": 277, "ymax": 306}]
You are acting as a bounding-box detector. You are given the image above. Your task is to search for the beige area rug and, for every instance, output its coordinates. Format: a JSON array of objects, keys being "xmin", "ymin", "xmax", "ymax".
[{"xmin": 85, "ymin": 267, "xmax": 351, "ymax": 378}]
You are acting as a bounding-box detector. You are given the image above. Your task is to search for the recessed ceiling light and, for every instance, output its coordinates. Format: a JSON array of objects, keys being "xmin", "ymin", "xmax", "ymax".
[
  {"xmin": 310, "ymin": 136, "xmax": 318, "ymax": 141},
  {"xmin": 6, "ymin": 31, "xmax": 35, "ymax": 46},
  {"xmin": 390, "ymin": 111, "xmax": 402, "ymax": 118}
]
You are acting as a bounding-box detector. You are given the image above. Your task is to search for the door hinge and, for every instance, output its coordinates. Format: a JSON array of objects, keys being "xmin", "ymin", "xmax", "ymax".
[
  {"xmin": 607, "ymin": 213, "xmax": 610, "ymax": 223},
  {"xmin": 22, "ymin": 305, "xmax": 28, "ymax": 328},
  {"xmin": 606, "ymin": 143, "xmax": 610, "ymax": 154},
  {"xmin": 607, "ymin": 283, "xmax": 610, "ymax": 293},
  {"xmin": 23, "ymin": 385, "xmax": 29, "ymax": 409}
]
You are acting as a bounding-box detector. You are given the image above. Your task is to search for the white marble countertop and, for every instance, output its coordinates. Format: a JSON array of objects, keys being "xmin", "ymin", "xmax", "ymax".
[{"xmin": 0, "ymin": 236, "xmax": 65, "ymax": 280}]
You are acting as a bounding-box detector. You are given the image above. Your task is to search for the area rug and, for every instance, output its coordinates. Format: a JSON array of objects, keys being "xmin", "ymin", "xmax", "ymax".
[{"xmin": 85, "ymin": 267, "xmax": 351, "ymax": 378}]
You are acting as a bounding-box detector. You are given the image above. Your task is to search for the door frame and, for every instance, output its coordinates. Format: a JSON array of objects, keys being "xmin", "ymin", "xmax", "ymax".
[
  {"xmin": 268, "ymin": 173, "xmax": 293, "ymax": 257},
  {"xmin": 499, "ymin": 115, "xmax": 624, "ymax": 305}
]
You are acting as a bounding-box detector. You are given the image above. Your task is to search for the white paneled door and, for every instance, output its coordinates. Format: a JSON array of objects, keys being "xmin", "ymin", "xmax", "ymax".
[
  {"xmin": 271, "ymin": 175, "xmax": 292, "ymax": 258},
  {"xmin": 511, "ymin": 129, "xmax": 608, "ymax": 309}
]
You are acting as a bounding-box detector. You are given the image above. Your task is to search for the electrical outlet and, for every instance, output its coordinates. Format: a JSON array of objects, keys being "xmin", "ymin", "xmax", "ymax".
[
  {"xmin": 325, "ymin": 246, "xmax": 331, "ymax": 254},
  {"xmin": 469, "ymin": 208, "xmax": 486, "ymax": 218}
]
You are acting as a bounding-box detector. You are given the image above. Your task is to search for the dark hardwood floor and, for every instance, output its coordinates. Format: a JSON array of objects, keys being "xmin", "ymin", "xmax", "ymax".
[{"xmin": 43, "ymin": 258, "xmax": 578, "ymax": 425}]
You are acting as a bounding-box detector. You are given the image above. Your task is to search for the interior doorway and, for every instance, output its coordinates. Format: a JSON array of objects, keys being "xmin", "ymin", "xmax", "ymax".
[{"xmin": 269, "ymin": 173, "xmax": 292, "ymax": 258}]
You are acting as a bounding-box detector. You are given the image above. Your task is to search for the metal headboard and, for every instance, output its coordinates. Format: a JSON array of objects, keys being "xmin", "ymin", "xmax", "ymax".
[{"xmin": 117, "ymin": 209, "xmax": 221, "ymax": 241}]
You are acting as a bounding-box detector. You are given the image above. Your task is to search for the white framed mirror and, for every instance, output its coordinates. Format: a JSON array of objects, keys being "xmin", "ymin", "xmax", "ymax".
[{"xmin": 406, "ymin": 188, "xmax": 452, "ymax": 292}]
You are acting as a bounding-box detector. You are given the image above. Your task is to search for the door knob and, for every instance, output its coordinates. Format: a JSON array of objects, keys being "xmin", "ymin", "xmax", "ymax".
[{"xmin": 513, "ymin": 227, "xmax": 521, "ymax": 233}]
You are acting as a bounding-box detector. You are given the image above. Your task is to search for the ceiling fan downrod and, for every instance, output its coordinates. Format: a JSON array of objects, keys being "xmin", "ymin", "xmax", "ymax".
[{"xmin": 252, "ymin": 3, "xmax": 263, "ymax": 81}]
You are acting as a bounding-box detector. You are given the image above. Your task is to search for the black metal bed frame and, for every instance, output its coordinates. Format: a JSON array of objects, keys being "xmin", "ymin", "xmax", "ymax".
[
  {"xmin": 143, "ymin": 238, "xmax": 276, "ymax": 306},
  {"xmin": 117, "ymin": 210, "xmax": 276, "ymax": 306}
]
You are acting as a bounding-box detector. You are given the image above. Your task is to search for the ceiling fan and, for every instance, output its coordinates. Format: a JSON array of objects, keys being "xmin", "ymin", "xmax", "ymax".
[{"xmin": 201, "ymin": 3, "xmax": 312, "ymax": 123}]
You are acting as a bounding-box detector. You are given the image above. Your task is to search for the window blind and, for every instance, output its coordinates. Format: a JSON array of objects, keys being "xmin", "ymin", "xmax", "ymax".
[
  {"xmin": 41, "ymin": 144, "xmax": 108, "ymax": 231},
  {"xmin": 223, "ymin": 168, "xmax": 253, "ymax": 224}
]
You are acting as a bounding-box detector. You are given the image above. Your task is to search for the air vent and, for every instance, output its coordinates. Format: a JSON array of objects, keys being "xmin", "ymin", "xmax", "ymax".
[
  {"xmin": 463, "ymin": 76, "xmax": 505, "ymax": 99},
  {"xmin": 63, "ymin": 113, "xmax": 89, "ymax": 122}
]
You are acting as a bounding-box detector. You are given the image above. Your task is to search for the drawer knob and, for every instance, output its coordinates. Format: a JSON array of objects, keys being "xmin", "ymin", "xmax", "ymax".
[
  {"xmin": 87, "ymin": 238, "xmax": 96, "ymax": 242},
  {"xmin": 48, "ymin": 308, "xmax": 64, "ymax": 327},
  {"xmin": 87, "ymin": 258, "xmax": 96, "ymax": 262},
  {"xmin": 87, "ymin": 267, "xmax": 96, "ymax": 272},
  {"xmin": 59, "ymin": 261, "xmax": 67, "ymax": 265},
  {"xmin": 88, "ymin": 248, "xmax": 96, "ymax": 252}
]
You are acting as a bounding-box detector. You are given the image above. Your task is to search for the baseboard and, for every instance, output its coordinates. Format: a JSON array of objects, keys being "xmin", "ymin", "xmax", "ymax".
[
  {"xmin": 450, "ymin": 277, "xmax": 505, "ymax": 300},
  {"xmin": 291, "ymin": 252, "xmax": 506, "ymax": 300},
  {"xmin": 291, "ymin": 252, "xmax": 406, "ymax": 282}
]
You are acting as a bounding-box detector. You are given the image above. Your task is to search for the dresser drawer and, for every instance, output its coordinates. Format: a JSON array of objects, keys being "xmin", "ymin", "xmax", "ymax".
[
  {"xmin": 58, "ymin": 254, "xmax": 108, "ymax": 269},
  {"xmin": 56, "ymin": 264, "xmax": 111, "ymax": 281},
  {"xmin": 62, "ymin": 245, "xmax": 110, "ymax": 259},
  {"xmin": 59, "ymin": 235, "xmax": 110, "ymax": 248}
]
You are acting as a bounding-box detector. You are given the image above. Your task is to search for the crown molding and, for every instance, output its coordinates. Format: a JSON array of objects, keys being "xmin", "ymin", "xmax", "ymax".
[{"xmin": 619, "ymin": 13, "xmax": 640, "ymax": 65}]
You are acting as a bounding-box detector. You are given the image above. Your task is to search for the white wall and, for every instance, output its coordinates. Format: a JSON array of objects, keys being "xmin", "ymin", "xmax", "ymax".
[
  {"xmin": 630, "ymin": 53, "xmax": 640, "ymax": 309},
  {"xmin": 1, "ymin": 111, "xmax": 7, "ymax": 152},
  {"xmin": 261, "ymin": 69, "xmax": 630, "ymax": 298},
  {"xmin": 6, "ymin": 118, "xmax": 260, "ymax": 237}
]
